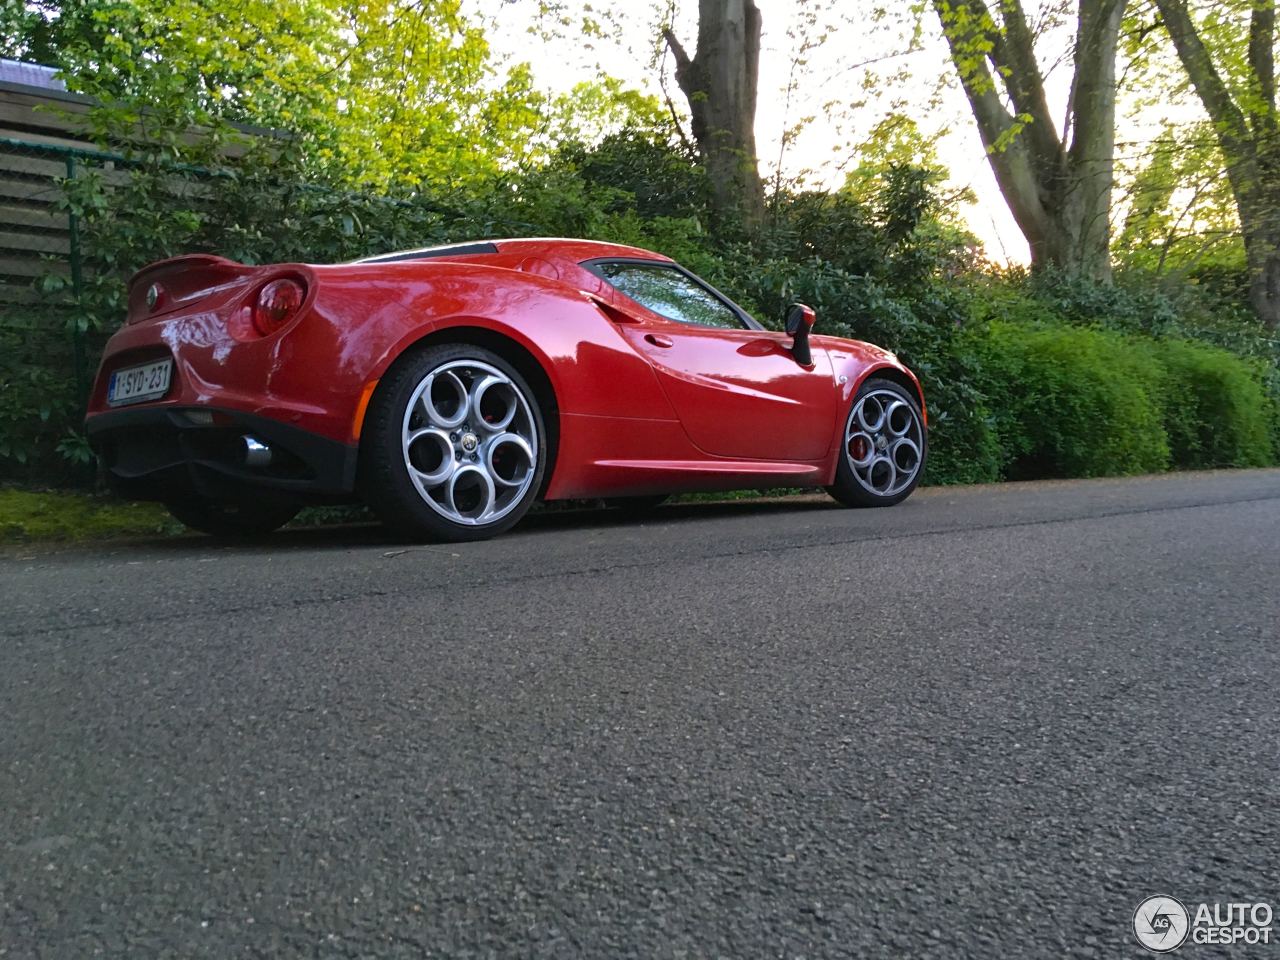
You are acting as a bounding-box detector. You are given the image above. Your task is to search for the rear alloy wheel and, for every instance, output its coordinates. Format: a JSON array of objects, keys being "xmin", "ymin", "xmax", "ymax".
[
  {"xmin": 825, "ymin": 378, "xmax": 926, "ymax": 508},
  {"xmin": 165, "ymin": 496, "xmax": 300, "ymax": 538},
  {"xmin": 361, "ymin": 344, "xmax": 546, "ymax": 542}
]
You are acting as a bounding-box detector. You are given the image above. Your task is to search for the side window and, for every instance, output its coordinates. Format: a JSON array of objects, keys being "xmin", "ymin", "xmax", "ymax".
[{"xmin": 597, "ymin": 263, "xmax": 744, "ymax": 329}]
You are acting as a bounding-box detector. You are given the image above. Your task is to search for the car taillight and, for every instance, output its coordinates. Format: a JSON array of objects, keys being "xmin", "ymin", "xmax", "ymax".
[{"xmin": 252, "ymin": 278, "xmax": 306, "ymax": 335}]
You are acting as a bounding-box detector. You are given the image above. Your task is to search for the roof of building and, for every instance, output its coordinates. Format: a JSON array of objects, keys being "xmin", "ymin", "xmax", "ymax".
[{"xmin": 0, "ymin": 59, "xmax": 65, "ymax": 91}]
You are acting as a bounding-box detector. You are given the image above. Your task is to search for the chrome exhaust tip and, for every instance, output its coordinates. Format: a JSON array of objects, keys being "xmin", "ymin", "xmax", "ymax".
[{"xmin": 241, "ymin": 436, "xmax": 273, "ymax": 468}]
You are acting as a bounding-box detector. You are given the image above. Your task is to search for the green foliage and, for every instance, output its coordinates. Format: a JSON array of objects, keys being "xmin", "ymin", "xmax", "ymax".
[
  {"xmin": 479, "ymin": 130, "xmax": 712, "ymax": 261},
  {"xmin": 1123, "ymin": 0, "xmax": 1275, "ymax": 127},
  {"xmin": 1141, "ymin": 339, "xmax": 1274, "ymax": 469},
  {"xmin": 1, "ymin": 0, "xmax": 668, "ymax": 194},
  {"xmin": 0, "ymin": 300, "xmax": 84, "ymax": 482},
  {"xmin": 553, "ymin": 131, "xmax": 708, "ymax": 221},
  {"xmin": 759, "ymin": 165, "xmax": 974, "ymax": 286},
  {"xmin": 973, "ymin": 305, "xmax": 1277, "ymax": 479},
  {"xmin": 842, "ymin": 115, "xmax": 955, "ymax": 207},
  {"xmin": 983, "ymin": 266, "xmax": 1277, "ymax": 362},
  {"xmin": 1117, "ymin": 0, "xmax": 1274, "ymax": 328},
  {"xmin": 3, "ymin": 1, "xmax": 501, "ymax": 187},
  {"xmin": 1113, "ymin": 123, "xmax": 1243, "ymax": 291},
  {"xmin": 980, "ymin": 321, "xmax": 1171, "ymax": 479},
  {"xmin": 545, "ymin": 78, "xmax": 672, "ymax": 147}
]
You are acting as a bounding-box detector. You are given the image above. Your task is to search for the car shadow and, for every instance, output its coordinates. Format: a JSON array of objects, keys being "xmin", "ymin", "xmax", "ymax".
[
  {"xmin": 513, "ymin": 496, "xmax": 839, "ymax": 536},
  {"xmin": 88, "ymin": 495, "xmax": 842, "ymax": 555}
]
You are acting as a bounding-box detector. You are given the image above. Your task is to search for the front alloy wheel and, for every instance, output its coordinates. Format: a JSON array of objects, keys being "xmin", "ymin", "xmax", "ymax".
[
  {"xmin": 361, "ymin": 345, "xmax": 546, "ymax": 541},
  {"xmin": 826, "ymin": 378, "xmax": 926, "ymax": 507}
]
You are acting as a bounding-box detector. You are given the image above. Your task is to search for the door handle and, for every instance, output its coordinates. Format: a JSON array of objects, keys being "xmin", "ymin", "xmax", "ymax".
[{"xmin": 644, "ymin": 333, "xmax": 674, "ymax": 348}]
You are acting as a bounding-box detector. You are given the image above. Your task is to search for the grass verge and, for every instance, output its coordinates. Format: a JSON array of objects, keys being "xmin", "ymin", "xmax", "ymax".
[{"xmin": 0, "ymin": 488, "xmax": 178, "ymax": 544}]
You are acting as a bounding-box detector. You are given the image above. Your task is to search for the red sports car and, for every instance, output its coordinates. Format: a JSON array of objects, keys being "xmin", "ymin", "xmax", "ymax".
[{"xmin": 85, "ymin": 238, "xmax": 927, "ymax": 541}]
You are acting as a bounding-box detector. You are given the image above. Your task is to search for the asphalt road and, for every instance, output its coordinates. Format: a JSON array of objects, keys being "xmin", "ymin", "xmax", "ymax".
[{"xmin": 3, "ymin": 469, "xmax": 1279, "ymax": 959}]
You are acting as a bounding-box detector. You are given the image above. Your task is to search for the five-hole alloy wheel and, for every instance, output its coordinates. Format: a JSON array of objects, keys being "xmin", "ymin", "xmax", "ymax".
[
  {"xmin": 360, "ymin": 344, "xmax": 547, "ymax": 542},
  {"xmin": 825, "ymin": 377, "xmax": 927, "ymax": 508}
]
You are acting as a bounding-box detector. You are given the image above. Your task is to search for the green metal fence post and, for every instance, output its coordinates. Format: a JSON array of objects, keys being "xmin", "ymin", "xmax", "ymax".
[{"xmin": 65, "ymin": 153, "xmax": 88, "ymax": 407}]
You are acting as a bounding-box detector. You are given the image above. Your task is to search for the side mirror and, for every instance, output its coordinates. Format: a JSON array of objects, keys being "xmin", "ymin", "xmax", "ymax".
[{"xmin": 784, "ymin": 303, "xmax": 816, "ymax": 366}]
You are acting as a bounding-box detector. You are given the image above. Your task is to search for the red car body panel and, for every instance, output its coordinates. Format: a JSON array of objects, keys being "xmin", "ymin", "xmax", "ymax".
[{"xmin": 85, "ymin": 238, "xmax": 924, "ymax": 502}]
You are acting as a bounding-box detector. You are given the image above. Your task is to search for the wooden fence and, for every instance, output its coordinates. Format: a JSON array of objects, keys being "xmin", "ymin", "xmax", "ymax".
[
  {"xmin": 0, "ymin": 79, "xmax": 94, "ymax": 307},
  {"xmin": 0, "ymin": 74, "xmax": 281, "ymax": 407}
]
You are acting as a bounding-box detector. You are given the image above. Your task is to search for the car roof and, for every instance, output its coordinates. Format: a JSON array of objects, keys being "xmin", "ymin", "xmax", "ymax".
[
  {"xmin": 495, "ymin": 238, "xmax": 673, "ymax": 263},
  {"xmin": 356, "ymin": 237, "xmax": 673, "ymax": 266}
]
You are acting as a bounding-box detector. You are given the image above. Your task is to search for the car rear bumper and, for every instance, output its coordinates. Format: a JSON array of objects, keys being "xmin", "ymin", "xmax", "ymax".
[{"xmin": 86, "ymin": 406, "xmax": 359, "ymax": 502}]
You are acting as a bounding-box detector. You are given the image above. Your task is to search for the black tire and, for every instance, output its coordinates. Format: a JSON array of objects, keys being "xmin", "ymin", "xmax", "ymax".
[
  {"xmin": 825, "ymin": 377, "xmax": 927, "ymax": 508},
  {"xmin": 165, "ymin": 497, "xmax": 299, "ymax": 538},
  {"xmin": 603, "ymin": 494, "xmax": 669, "ymax": 514},
  {"xmin": 359, "ymin": 343, "xmax": 548, "ymax": 542}
]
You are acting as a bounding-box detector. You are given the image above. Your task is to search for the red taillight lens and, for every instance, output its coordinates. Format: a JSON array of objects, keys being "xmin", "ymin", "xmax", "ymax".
[{"xmin": 252, "ymin": 278, "xmax": 306, "ymax": 335}]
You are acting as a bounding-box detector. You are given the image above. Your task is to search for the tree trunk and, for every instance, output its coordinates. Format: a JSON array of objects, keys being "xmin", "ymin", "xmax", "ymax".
[
  {"xmin": 1240, "ymin": 190, "xmax": 1280, "ymax": 328},
  {"xmin": 1248, "ymin": 245, "xmax": 1280, "ymax": 327},
  {"xmin": 933, "ymin": 0, "xmax": 1125, "ymax": 280},
  {"xmin": 1217, "ymin": 151, "xmax": 1280, "ymax": 329},
  {"xmin": 662, "ymin": 0, "xmax": 765, "ymax": 234},
  {"xmin": 1153, "ymin": 0, "xmax": 1280, "ymax": 328},
  {"xmin": 1060, "ymin": 0, "xmax": 1125, "ymax": 279}
]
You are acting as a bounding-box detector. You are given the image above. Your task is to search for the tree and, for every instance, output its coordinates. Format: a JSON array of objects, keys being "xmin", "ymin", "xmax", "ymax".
[
  {"xmin": 1112, "ymin": 121, "xmax": 1244, "ymax": 292},
  {"xmin": 933, "ymin": 0, "xmax": 1127, "ymax": 279},
  {"xmin": 662, "ymin": 0, "xmax": 766, "ymax": 234},
  {"xmin": 1149, "ymin": 0, "xmax": 1280, "ymax": 327},
  {"xmin": 0, "ymin": 0, "xmax": 636, "ymax": 193}
]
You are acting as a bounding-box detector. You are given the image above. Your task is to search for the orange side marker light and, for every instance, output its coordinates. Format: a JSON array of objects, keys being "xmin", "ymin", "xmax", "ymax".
[{"xmin": 351, "ymin": 379, "xmax": 379, "ymax": 441}]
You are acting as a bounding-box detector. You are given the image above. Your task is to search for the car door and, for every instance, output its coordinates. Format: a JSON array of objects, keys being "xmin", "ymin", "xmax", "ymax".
[{"xmin": 589, "ymin": 259, "xmax": 836, "ymax": 461}]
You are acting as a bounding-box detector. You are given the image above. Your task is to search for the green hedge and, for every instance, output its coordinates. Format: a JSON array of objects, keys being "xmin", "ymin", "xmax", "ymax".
[
  {"xmin": 977, "ymin": 321, "xmax": 1277, "ymax": 480},
  {"xmin": 980, "ymin": 322, "xmax": 1170, "ymax": 478},
  {"xmin": 1141, "ymin": 339, "xmax": 1274, "ymax": 470}
]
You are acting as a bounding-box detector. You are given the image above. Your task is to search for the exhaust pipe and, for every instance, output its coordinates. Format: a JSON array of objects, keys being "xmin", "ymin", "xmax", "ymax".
[{"xmin": 241, "ymin": 436, "xmax": 273, "ymax": 468}]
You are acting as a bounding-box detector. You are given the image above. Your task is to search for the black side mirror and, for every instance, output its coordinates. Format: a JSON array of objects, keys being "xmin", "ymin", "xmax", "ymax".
[{"xmin": 784, "ymin": 303, "xmax": 816, "ymax": 366}]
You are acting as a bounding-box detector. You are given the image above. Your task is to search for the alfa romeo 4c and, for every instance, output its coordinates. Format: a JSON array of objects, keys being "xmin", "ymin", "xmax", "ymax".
[{"xmin": 86, "ymin": 238, "xmax": 927, "ymax": 541}]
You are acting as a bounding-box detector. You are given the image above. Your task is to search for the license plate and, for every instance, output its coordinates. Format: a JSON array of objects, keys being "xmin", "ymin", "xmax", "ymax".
[{"xmin": 107, "ymin": 358, "xmax": 173, "ymax": 406}]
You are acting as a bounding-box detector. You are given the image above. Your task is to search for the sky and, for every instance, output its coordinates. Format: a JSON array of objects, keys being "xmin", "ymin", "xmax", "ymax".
[{"xmin": 474, "ymin": 0, "xmax": 1043, "ymax": 263}]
